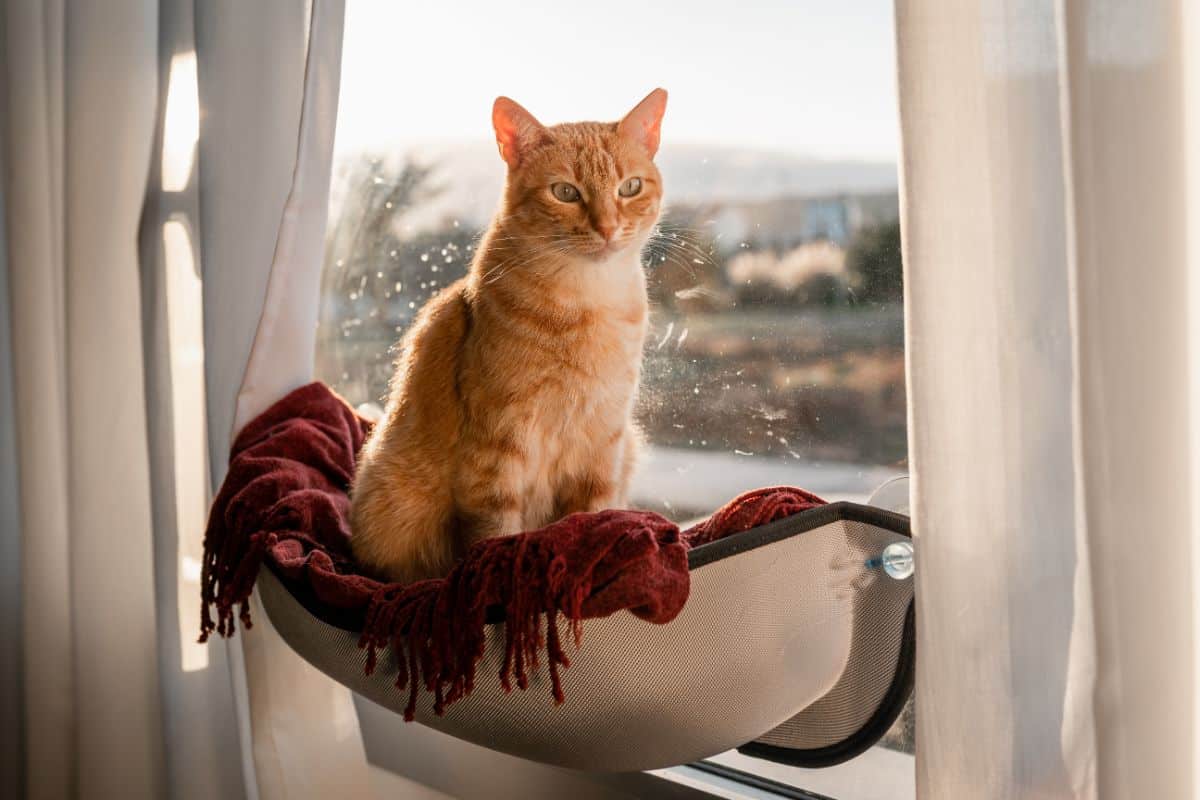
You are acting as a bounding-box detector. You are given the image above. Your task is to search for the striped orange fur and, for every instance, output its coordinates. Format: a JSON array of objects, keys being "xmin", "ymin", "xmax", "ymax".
[{"xmin": 350, "ymin": 89, "xmax": 668, "ymax": 582}]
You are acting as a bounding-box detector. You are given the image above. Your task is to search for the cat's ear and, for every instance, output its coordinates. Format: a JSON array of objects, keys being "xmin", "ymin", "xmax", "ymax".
[
  {"xmin": 492, "ymin": 97, "xmax": 548, "ymax": 168},
  {"xmin": 618, "ymin": 88, "xmax": 668, "ymax": 157}
]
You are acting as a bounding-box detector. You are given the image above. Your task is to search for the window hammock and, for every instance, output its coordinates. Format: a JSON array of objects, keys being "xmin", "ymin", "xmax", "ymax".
[{"xmin": 201, "ymin": 382, "xmax": 913, "ymax": 772}]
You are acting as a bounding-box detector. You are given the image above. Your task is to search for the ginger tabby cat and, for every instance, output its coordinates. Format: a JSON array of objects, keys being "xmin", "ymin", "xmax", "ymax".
[{"xmin": 351, "ymin": 89, "xmax": 668, "ymax": 583}]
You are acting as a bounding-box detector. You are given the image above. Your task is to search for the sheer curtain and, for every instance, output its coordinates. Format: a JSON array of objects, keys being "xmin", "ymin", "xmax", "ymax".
[
  {"xmin": 897, "ymin": 1, "xmax": 1197, "ymax": 797},
  {"xmin": 2, "ymin": 2, "xmax": 163, "ymax": 797},
  {"xmin": 1, "ymin": 0, "xmax": 360, "ymax": 797},
  {"xmin": 192, "ymin": 1, "xmax": 371, "ymax": 798}
]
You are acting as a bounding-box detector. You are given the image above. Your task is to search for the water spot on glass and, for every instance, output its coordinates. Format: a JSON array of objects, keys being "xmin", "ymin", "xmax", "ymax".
[
  {"xmin": 420, "ymin": 253, "xmax": 429, "ymax": 262},
  {"xmin": 655, "ymin": 321, "xmax": 675, "ymax": 350}
]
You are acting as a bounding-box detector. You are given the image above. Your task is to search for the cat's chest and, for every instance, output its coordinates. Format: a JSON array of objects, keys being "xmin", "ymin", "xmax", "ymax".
[
  {"xmin": 524, "ymin": 307, "xmax": 645, "ymax": 428},
  {"xmin": 564, "ymin": 311, "xmax": 645, "ymax": 373}
]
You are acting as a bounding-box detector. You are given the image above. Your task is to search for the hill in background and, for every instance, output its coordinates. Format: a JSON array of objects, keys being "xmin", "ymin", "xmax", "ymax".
[{"xmin": 331, "ymin": 140, "xmax": 898, "ymax": 232}]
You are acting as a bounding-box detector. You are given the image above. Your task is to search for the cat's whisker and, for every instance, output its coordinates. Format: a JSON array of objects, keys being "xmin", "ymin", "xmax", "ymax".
[{"xmin": 480, "ymin": 247, "xmax": 568, "ymax": 286}]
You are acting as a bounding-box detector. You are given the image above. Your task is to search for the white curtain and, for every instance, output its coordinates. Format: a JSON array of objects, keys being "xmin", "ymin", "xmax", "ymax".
[
  {"xmin": 2, "ymin": 0, "xmax": 362, "ymax": 797},
  {"xmin": 897, "ymin": 1, "xmax": 1198, "ymax": 797},
  {"xmin": 2, "ymin": 1, "xmax": 163, "ymax": 797},
  {"xmin": 192, "ymin": 1, "xmax": 371, "ymax": 799}
]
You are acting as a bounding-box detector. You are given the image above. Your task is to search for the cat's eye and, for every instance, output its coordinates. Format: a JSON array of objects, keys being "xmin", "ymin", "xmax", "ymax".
[
  {"xmin": 551, "ymin": 182, "xmax": 580, "ymax": 202},
  {"xmin": 618, "ymin": 177, "xmax": 642, "ymax": 197}
]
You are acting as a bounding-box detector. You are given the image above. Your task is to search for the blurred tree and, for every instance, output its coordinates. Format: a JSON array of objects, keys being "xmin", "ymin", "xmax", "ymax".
[
  {"xmin": 321, "ymin": 156, "xmax": 441, "ymax": 315},
  {"xmin": 845, "ymin": 219, "xmax": 903, "ymax": 304},
  {"xmin": 796, "ymin": 271, "xmax": 847, "ymax": 307},
  {"xmin": 316, "ymin": 156, "xmax": 480, "ymax": 405}
]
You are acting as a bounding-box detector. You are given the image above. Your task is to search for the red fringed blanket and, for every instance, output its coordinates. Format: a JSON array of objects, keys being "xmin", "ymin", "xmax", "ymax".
[{"xmin": 200, "ymin": 382, "xmax": 824, "ymax": 719}]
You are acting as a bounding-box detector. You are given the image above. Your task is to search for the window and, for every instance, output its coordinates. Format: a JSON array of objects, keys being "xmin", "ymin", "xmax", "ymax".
[{"xmin": 317, "ymin": 1, "xmax": 910, "ymax": 796}]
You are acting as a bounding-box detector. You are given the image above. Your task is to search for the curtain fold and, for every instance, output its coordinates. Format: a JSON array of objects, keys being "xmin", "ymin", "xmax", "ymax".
[
  {"xmin": 138, "ymin": 0, "xmax": 248, "ymax": 796},
  {"xmin": 195, "ymin": 1, "xmax": 308, "ymax": 476},
  {"xmin": 1059, "ymin": 3, "xmax": 1192, "ymax": 796},
  {"xmin": 193, "ymin": 2, "xmax": 368, "ymax": 798},
  {"xmin": 2, "ymin": 1, "xmax": 164, "ymax": 797},
  {"xmin": 0, "ymin": 53, "xmax": 26, "ymax": 800},
  {"xmin": 897, "ymin": 1, "xmax": 1195, "ymax": 797}
]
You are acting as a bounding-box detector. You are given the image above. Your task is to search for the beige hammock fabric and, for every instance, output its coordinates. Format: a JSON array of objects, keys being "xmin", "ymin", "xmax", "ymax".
[{"xmin": 257, "ymin": 503, "xmax": 913, "ymax": 772}]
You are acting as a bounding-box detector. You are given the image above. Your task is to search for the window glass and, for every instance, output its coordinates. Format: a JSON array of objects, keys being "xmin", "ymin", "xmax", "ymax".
[{"xmin": 317, "ymin": 0, "xmax": 912, "ymax": 790}]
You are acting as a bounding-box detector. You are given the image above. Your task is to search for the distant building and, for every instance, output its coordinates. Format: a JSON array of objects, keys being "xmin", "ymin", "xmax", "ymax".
[{"xmin": 668, "ymin": 191, "xmax": 899, "ymax": 250}]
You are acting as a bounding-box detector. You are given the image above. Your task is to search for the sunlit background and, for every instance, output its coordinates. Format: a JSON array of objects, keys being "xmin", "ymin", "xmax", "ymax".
[
  {"xmin": 162, "ymin": 51, "xmax": 209, "ymax": 673},
  {"xmin": 335, "ymin": 0, "xmax": 899, "ymax": 160}
]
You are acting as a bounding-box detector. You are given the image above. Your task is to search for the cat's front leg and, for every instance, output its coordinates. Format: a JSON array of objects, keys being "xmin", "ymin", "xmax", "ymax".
[
  {"xmin": 455, "ymin": 438, "xmax": 528, "ymax": 546},
  {"xmin": 555, "ymin": 426, "xmax": 641, "ymax": 516},
  {"xmin": 554, "ymin": 473, "xmax": 619, "ymax": 518}
]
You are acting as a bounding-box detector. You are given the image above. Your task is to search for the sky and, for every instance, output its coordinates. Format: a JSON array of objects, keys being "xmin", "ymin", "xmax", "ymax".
[{"xmin": 335, "ymin": 0, "xmax": 900, "ymax": 162}]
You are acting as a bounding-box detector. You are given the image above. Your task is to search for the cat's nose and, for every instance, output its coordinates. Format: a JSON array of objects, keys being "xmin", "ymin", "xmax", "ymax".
[{"xmin": 595, "ymin": 222, "xmax": 617, "ymax": 242}]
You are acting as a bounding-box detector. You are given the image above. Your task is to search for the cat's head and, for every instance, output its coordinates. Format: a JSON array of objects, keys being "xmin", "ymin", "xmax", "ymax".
[{"xmin": 490, "ymin": 89, "xmax": 667, "ymax": 261}]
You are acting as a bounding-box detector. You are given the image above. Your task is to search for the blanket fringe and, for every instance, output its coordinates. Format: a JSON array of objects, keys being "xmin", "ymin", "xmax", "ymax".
[{"xmin": 354, "ymin": 531, "xmax": 583, "ymax": 721}]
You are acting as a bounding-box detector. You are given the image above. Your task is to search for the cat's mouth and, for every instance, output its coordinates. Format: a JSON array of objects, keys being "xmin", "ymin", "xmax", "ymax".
[{"xmin": 584, "ymin": 239, "xmax": 628, "ymax": 259}]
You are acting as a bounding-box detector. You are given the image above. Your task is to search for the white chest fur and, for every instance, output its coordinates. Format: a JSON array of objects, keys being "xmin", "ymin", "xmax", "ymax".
[{"xmin": 518, "ymin": 252, "xmax": 648, "ymax": 524}]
